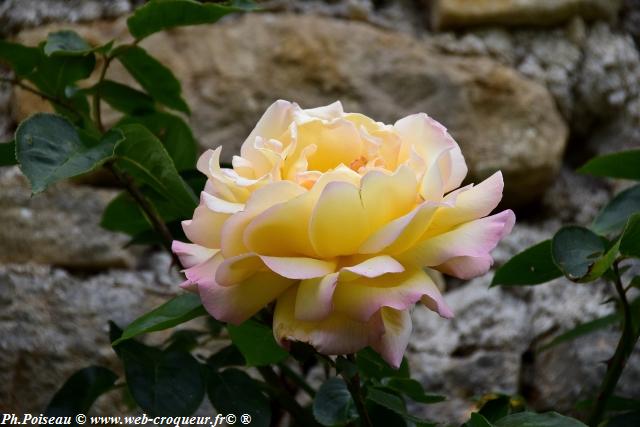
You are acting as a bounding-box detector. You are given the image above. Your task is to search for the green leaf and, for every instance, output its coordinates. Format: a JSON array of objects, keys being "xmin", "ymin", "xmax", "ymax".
[
  {"xmin": 477, "ymin": 394, "xmax": 515, "ymax": 423},
  {"xmin": 578, "ymin": 150, "xmax": 640, "ymax": 181},
  {"xmin": 0, "ymin": 40, "xmax": 40, "ymax": 75},
  {"xmin": 44, "ymin": 30, "xmax": 92, "ymax": 56},
  {"xmin": 366, "ymin": 387, "xmax": 433, "ymax": 425},
  {"xmin": 551, "ymin": 226, "xmax": 615, "ymax": 282},
  {"xmin": 227, "ymin": 319, "xmax": 288, "ymax": 366},
  {"xmin": 466, "ymin": 413, "xmax": 496, "ymax": 427},
  {"xmin": 45, "ymin": 366, "xmax": 118, "ymax": 419},
  {"xmin": 607, "ymin": 410, "xmax": 640, "ymax": 427},
  {"xmin": 313, "ymin": 378, "xmax": 358, "ymax": 426},
  {"xmin": 113, "ymin": 124, "xmax": 197, "ymax": 216},
  {"xmin": 93, "ymin": 80, "xmax": 155, "ymax": 115},
  {"xmin": 620, "ymin": 213, "xmax": 640, "ymax": 259},
  {"xmin": 379, "ymin": 378, "xmax": 445, "ymax": 404},
  {"xmin": 28, "ymin": 44, "xmax": 96, "ymax": 97},
  {"xmin": 15, "ymin": 113, "xmax": 120, "ymax": 193},
  {"xmin": 111, "ymin": 324, "xmax": 205, "ymax": 417},
  {"xmin": 0, "ymin": 141, "xmax": 17, "ymax": 166},
  {"xmin": 491, "ymin": 240, "xmax": 562, "ymax": 287},
  {"xmin": 356, "ymin": 347, "xmax": 410, "ymax": 380},
  {"xmin": 208, "ymin": 368, "xmax": 270, "ymax": 427},
  {"xmin": 592, "ymin": 184, "xmax": 640, "ymax": 235},
  {"xmin": 494, "ymin": 412, "xmax": 587, "ymax": 427},
  {"xmin": 116, "ymin": 46, "xmax": 189, "ymax": 114},
  {"xmin": 127, "ymin": 0, "xmax": 244, "ymax": 40},
  {"xmin": 207, "ymin": 345, "xmax": 246, "ymax": 370},
  {"xmin": 118, "ymin": 112, "xmax": 197, "ymax": 171},
  {"xmin": 101, "ymin": 188, "xmax": 183, "ymax": 237},
  {"xmin": 540, "ymin": 313, "xmax": 619, "ymax": 351},
  {"xmin": 112, "ymin": 294, "xmax": 206, "ymax": 345}
]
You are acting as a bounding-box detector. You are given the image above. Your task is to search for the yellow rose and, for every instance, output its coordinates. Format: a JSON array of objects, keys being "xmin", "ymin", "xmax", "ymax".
[{"xmin": 173, "ymin": 100, "xmax": 515, "ymax": 367}]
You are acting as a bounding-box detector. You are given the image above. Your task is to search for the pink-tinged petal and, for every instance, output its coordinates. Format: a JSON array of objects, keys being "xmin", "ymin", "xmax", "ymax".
[
  {"xmin": 332, "ymin": 268, "xmax": 451, "ymax": 322},
  {"xmin": 371, "ymin": 307, "xmax": 412, "ymax": 368},
  {"xmin": 273, "ymin": 286, "xmax": 384, "ymax": 355},
  {"xmin": 398, "ymin": 209, "xmax": 516, "ymax": 267},
  {"xmin": 184, "ymin": 252, "xmax": 220, "ymax": 287},
  {"xmin": 435, "ymin": 255, "xmax": 494, "ymax": 280},
  {"xmin": 179, "ymin": 279, "xmax": 198, "ymax": 293},
  {"xmin": 260, "ymin": 256, "xmax": 337, "ymax": 279},
  {"xmin": 196, "ymin": 148, "xmax": 217, "ymax": 179},
  {"xmin": 294, "ymin": 273, "xmax": 339, "ymax": 321},
  {"xmin": 172, "ymin": 241, "xmax": 218, "ymax": 269},
  {"xmin": 182, "ymin": 205, "xmax": 229, "ymax": 249},
  {"xmin": 244, "ymin": 191, "xmax": 316, "ymax": 257},
  {"xmin": 339, "ymin": 255, "xmax": 404, "ymax": 282},
  {"xmin": 443, "ymin": 145, "xmax": 467, "ymax": 193},
  {"xmin": 421, "ymin": 295, "xmax": 454, "ymax": 319},
  {"xmin": 215, "ymin": 253, "xmax": 264, "ymax": 287},
  {"xmin": 394, "ymin": 113, "xmax": 456, "ymax": 166},
  {"xmin": 196, "ymin": 253, "xmax": 295, "ymax": 324},
  {"xmin": 360, "ymin": 166, "xmax": 418, "ymax": 233},
  {"xmin": 358, "ymin": 200, "xmax": 447, "ymax": 255},
  {"xmin": 241, "ymin": 100, "xmax": 297, "ymax": 156},
  {"xmin": 419, "ymin": 147, "xmax": 451, "ymax": 201},
  {"xmin": 426, "ymin": 171, "xmax": 505, "ymax": 236},
  {"xmin": 201, "ymin": 192, "xmax": 244, "ymax": 214},
  {"xmin": 310, "ymin": 181, "xmax": 369, "ymax": 258},
  {"xmin": 297, "ymin": 101, "xmax": 345, "ymax": 122}
]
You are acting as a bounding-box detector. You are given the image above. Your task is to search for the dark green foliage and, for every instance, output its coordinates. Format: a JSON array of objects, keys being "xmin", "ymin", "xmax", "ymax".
[
  {"xmin": 313, "ymin": 378, "xmax": 358, "ymax": 426},
  {"xmin": 491, "ymin": 240, "xmax": 562, "ymax": 286},
  {"xmin": 208, "ymin": 368, "xmax": 271, "ymax": 427},
  {"xmin": 227, "ymin": 319, "xmax": 289, "ymax": 366}
]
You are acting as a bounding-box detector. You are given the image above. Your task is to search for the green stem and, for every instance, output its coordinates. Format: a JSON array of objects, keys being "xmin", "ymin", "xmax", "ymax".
[
  {"xmin": 257, "ymin": 366, "xmax": 320, "ymax": 427},
  {"xmin": 587, "ymin": 262, "xmax": 638, "ymax": 427},
  {"xmin": 343, "ymin": 355, "xmax": 373, "ymax": 427},
  {"xmin": 92, "ymin": 52, "xmax": 114, "ymax": 133},
  {"xmin": 105, "ymin": 162, "xmax": 182, "ymax": 268}
]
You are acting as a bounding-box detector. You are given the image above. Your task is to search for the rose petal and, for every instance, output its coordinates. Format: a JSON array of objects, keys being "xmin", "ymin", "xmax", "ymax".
[
  {"xmin": 339, "ymin": 255, "xmax": 404, "ymax": 282},
  {"xmin": 260, "ymin": 256, "xmax": 337, "ymax": 279},
  {"xmin": 435, "ymin": 254, "xmax": 494, "ymax": 280},
  {"xmin": 215, "ymin": 253, "xmax": 264, "ymax": 286},
  {"xmin": 273, "ymin": 286, "xmax": 384, "ymax": 355},
  {"xmin": 332, "ymin": 268, "xmax": 452, "ymax": 321},
  {"xmin": 294, "ymin": 273, "xmax": 339, "ymax": 321},
  {"xmin": 371, "ymin": 307, "xmax": 412, "ymax": 368},
  {"xmin": 172, "ymin": 241, "xmax": 218, "ymax": 268},
  {"xmin": 398, "ymin": 209, "xmax": 516, "ymax": 267},
  {"xmin": 310, "ymin": 181, "xmax": 369, "ymax": 258},
  {"xmin": 182, "ymin": 205, "xmax": 228, "ymax": 249}
]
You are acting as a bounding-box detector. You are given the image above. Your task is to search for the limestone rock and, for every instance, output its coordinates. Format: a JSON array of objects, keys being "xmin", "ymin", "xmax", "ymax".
[
  {"xmin": 0, "ymin": 254, "xmax": 181, "ymax": 412},
  {"xmin": 14, "ymin": 14, "xmax": 568, "ymax": 206},
  {"xmin": 431, "ymin": 0, "xmax": 622, "ymax": 30},
  {"xmin": 0, "ymin": 166, "xmax": 132, "ymax": 269}
]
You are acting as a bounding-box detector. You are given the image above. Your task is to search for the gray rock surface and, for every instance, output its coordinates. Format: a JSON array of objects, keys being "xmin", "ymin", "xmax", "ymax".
[
  {"xmin": 0, "ymin": 166, "xmax": 132, "ymax": 269},
  {"xmin": 0, "ymin": 253, "xmax": 181, "ymax": 413},
  {"xmin": 0, "ymin": 0, "xmax": 136, "ymax": 36},
  {"xmin": 409, "ymin": 223, "xmax": 640, "ymax": 423}
]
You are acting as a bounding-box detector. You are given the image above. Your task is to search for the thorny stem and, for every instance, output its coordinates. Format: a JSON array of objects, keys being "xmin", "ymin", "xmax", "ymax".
[
  {"xmin": 587, "ymin": 262, "xmax": 639, "ymax": 427},
  {"xmin": 344, "ymin": 354, "xmax": 373, "ymax": 427},
  {"xmin": 105, "ymin": 162, "xmax": 182, "ymax": 268}
]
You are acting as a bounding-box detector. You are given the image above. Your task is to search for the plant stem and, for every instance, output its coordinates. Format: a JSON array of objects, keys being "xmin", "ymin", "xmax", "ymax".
[
  {"xmin": 105, "ymin": 162, "xmax": 182, "ymax": 268},
  {"xmin": 0, "ymin": 77, "xmax": 81, "ymax": 119},
  {"xmin": 92, "ymin": 52, "xmax": 115, "ymax": 133},
  {"xmin": 279, "ymin": 362, "xmax": 316, "ymax": 398},
  {"xmin": 257, "ymin": 366, "xmax": 320, "ymax": 427},
  {"xmin": 587, "ymin": 262, "xmax": 639, "ymax": 427},
  {"xmin": 344, "ymin": 354, "xmax": 373, "ymax": 427}
]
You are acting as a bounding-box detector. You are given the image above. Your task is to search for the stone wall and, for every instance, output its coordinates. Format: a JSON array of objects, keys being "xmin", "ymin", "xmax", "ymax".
[{"xmin": 1, "ymin": 0, "xmax": 639, "ymax": 423}]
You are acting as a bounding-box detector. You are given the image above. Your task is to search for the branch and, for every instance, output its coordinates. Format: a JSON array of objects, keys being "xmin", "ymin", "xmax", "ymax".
[
  {"xmin": 105, "ymin": 162, "xmax": 182, "ymax": 269},
  {"xmin": 0, "ymin": 77, "xmax": 82, "ymax": 119},
  {"xmin": 588, "ymin": 262, "xmax": 638, "ymax": 426},
  {"xmin": 343, "ymin": 354, "xmax": 373, "ymax": 427}
]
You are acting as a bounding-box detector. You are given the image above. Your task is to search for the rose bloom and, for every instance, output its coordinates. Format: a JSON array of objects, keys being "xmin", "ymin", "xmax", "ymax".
[{"xmin": 173, "ymin": 100, "xmax": 514, "ymax": 367}]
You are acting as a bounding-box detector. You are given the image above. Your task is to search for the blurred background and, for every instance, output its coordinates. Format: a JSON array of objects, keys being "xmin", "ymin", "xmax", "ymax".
[{"xmin": 1, "ymin": 0, "xmax": 639, "ymax": 423}]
